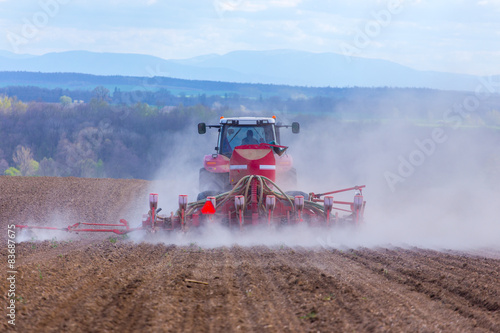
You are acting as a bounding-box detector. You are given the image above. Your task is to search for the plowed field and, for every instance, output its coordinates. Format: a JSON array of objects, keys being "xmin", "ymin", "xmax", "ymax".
[{"xmin": 1, "ymin": 176, "xmax": 499, "ymax": 332}]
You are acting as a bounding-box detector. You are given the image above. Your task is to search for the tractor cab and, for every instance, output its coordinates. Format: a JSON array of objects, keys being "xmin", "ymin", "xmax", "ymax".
[
  {"xmin": 198, "ymin": 116, "xmax": 299, "ymax": 157},
  {"xmin": 219, "ymin": 118, "xmax": 277, "ymax": 156},
  {"xmin": 198, "ymin": 116, "xmax": 300, "ymax": 193}
]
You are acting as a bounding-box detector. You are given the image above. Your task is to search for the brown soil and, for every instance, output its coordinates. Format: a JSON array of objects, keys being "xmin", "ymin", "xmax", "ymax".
[{"xmin": 1, "ymin": 176, "xmax": 499, "ymax": 332}]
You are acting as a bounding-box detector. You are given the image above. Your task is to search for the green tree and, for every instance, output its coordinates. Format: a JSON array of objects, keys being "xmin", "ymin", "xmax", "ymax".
[
  {"xmin": 0, "ymin": 95, "xmax": 27, "ymax": 114},
  {"xmin": 0, "ymin": 95, "xmax": 12, "ymax": 110},
  {"xmin": 60, "ymin": 95, "xmax": 72, "ymax": 106},
  {"xmin": 4, "ymin": 167, "xmax": 21, "ymax": 176},
  {"xmin": 30, "ymin": 160, "xmax": 39, "ymax": 175}
]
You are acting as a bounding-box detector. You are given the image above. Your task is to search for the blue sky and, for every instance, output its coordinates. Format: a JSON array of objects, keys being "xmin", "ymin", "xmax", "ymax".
[{"xmin": 0, "ymin": 0, "xmax": 499, "ymax": 75}]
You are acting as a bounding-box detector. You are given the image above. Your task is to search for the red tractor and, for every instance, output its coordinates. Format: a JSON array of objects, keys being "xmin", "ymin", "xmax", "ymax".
[
  {"xmin": 16, "ymin": 116, "xmax": 366, "ymax": 235},
  {"xmin": 197, "ymin": 116, "xmax": 300, "ymax": 199}
]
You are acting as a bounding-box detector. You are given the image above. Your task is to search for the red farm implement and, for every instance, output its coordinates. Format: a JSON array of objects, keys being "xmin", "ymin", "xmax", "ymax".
[{"xmin": 16, "ymin": 116, "xmax": 366, "ymax": 235}]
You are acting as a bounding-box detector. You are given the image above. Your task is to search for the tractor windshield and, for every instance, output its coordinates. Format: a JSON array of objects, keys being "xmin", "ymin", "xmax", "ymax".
[{"xmin": 219, "ymin": 124, "xmax": 276, "ymax": 156}]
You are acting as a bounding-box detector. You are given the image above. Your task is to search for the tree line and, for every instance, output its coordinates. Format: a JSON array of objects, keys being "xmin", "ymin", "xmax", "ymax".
[
  {"xmin": 1, "ymin": 85, "xmax": 499, "ymax": 179},
  {"xmin": 0, "ymin": 94, "xmax": 223, "ymax": 179}
]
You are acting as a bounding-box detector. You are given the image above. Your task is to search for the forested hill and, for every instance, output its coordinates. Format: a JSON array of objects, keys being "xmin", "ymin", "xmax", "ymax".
[
  {"xmin": 0, "ymin": 71, "xmax": 342, "ymax": 101},
  {"xmin": 0, "ymin": 71, "xmax": 499, "ymax": 180},
  {"xmin": 0, "ymin": 97, "xmax": 219, "ymax": 179}
]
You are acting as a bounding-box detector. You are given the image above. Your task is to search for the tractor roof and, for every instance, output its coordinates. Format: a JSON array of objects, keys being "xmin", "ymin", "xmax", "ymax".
[{"xmin": 219, "ymin": 117, "xmax": 276, "ymax": 125}]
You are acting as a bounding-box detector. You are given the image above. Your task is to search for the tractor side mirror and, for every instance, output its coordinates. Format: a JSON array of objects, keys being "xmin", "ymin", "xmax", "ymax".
[
  {"xmin": 292, "ymin": 122, "xmax": 300, "ymax": 134},
  {"xmin": 198, "ymin": 123, "xmax": 206, "ymax": 134}
]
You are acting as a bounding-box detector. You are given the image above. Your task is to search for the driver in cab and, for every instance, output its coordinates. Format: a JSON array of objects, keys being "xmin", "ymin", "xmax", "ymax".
[{"xmin": 242, "ymin": 130, "xmax": 259, "ymax": 145}]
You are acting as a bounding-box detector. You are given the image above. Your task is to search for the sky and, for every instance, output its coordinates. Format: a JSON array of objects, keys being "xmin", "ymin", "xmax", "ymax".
[{"xmin": 0, "ymin": 0, "xmax": 499, "ymax": 75}]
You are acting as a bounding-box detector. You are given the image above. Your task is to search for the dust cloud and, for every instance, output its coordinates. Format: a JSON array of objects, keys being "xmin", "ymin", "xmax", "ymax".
[
  {"xmin": 137, "ymin": 109, "xmax": 500, "ymax": 251},
  {"xmin": 16, "ymin": 212, "xmax": 83, "ymax": 243},
  {"xmin": 289, "ymin": 115, "xmax": 500, "ymax": 250}
]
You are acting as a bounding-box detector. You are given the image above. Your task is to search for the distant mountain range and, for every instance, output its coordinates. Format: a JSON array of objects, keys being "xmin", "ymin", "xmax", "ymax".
[{"xmin": 0, "ymin": 49, "xmax": 496, "ymax": 91}]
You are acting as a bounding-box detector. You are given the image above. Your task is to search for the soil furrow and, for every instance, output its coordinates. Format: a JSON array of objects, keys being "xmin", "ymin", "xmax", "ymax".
[{"xmin": 2, "ymin": 177, "xmax": 499, "ymax": 332}]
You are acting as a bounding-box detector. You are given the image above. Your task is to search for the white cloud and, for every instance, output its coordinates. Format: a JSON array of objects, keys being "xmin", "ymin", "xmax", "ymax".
[
  {"xmin": 478, "ymin": 0, "xmax": 500, "ymax": 4},
  {"xmin": 215, "ymin": 0, "xmax": 302, "ymax": 13},
  {"xmin": 477, "ymin": 0, "xmax": 500, "ymax": 11}
]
